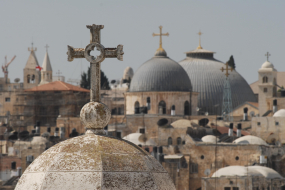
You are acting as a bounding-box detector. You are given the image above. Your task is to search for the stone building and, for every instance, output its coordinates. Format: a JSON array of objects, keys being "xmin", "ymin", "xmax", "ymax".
[{"xmin": 202, "ymin": 166, "xmax": 285, "ymax": 190}]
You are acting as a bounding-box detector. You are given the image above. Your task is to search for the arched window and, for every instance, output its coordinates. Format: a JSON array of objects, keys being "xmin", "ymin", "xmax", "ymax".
[
  {"xmin": 184, "ymin": 101, "xmax": 190, "ymax": 115},
  {"xmin": 47, "ymin": 73, "xmax": 49, "ymax": 80},
  {"xmin": 27, "ymin": 75, "xmax": 30, "ymax": 83},
  {"xmin": 31, "ymin": 75, "xmax": 35, "ymax": 83},
  {"xmin": 146, "ymin": 97, "xmax": 151, "ymax": 110},
  {"xmin": 263, "ymin": 76, "xmax": 268, "ymax": 83},
  {"xmin": 158, "ymin": 101, "xmax": 166, "ymax": 114},
  {"xmin": 134, "ymin": 101, "xmax": 140, "ymax": 114},
  {"xmin": 11, "ymin": 161, "xmax": 16, "ymax": 170},
  {"xmin": 177, "ymin": 137, "xmax": 182, "ymax": 145},
  {"xmin": 168, "ymin": 137, "xmax": 172, "ymax": 146}
]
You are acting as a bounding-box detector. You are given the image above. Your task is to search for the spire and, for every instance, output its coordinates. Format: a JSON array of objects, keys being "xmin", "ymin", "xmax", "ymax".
[
  {"xmin": 25, "ymin": 43, "xmax": 39, "ymax": 69},
  {"xmin": 42, "ymin": 44, "xmax": 52, "ymax": 71},
  {"xmin": 197, "ymin": 30, "xmax": 203, "ymax": 49}
]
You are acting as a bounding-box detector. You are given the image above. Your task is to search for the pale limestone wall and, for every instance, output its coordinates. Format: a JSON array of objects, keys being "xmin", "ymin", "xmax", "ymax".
[
  {"xmin": 162, "ymin": 137, "xmax": 285, "ymax": 190},
  {"xmin": 232, "ymin": 104, "xmax": 259, "ymax": 117},
  {"xmin": 251, "ymin": 116, "xmax": 285, "ymax": 144},
  {"xmin": 23, "ymin": 68, "xmax": 40, "ymax": 89},
  {"xmin": 258, "ymin": 70, "xmax": 277, "ymax": 116},
  {"xmin": 125, "ymin": 91, "xmax": 198, "ymax": 115},
  {"xmin": 202, "ymin": 177, "xmax": 251, "ymax": 190}
]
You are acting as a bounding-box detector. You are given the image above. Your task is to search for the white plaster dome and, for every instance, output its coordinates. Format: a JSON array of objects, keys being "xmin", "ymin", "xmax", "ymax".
[
  {"xmin": 233, "ymin": 135, "xmax": 268, "ymax": 145},
  {"xmin": 273, "ymin": 109, "xmax": 285, "ymax": 117},
  {"xmin": 179, "ymin": 48, "xmax": 256, "ymax": 115},
  {"xmin": 15, "ymin": 132, "xmax": 175, "ymax": 190},
  {"xmin": 123, "ymin": 133, "xmax": 156, "ymax": 146},
  {"xmin": 261, "ymin": 61, "xmax": 274, "ymax": 69},
  {"xmin": 201, "ymin": 135, "xmax": 217, "ymax": 143},
  {"xmin": 212, "ymin": 166, "xmax": 283, "ymax": 179},
  {"xmin": 122, "ymin": 66, "xmax": 134, "ymax": 80}
]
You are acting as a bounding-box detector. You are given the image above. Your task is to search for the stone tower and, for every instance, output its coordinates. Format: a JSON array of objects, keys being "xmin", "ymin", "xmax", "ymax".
[
  {"xmin": 258, "ymin": 60, "xmax": 277, "ymax": 116},
  {"xmin": 39, "ymin": 48, "xmax": 53, "ymax": 85},
  {"xmin": 23, "ymin": 44, "xmax": 40, "ymax": 89}
]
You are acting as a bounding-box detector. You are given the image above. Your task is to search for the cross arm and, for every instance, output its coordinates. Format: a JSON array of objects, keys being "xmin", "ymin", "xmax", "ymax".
[
  {"xmin": 105, "ymin": 45, "xmax": 124, "ymax": 61},
  {"xmin": 67, "ymin": 45, "xmax": 85, "ymax": 62}
]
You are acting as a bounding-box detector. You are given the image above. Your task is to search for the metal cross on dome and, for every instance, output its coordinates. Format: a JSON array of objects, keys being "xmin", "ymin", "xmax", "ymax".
[
  {"xmin": 152, "ymin": 26, "xmax": 169, "ymax": 50},
  {"xmin": 220, "ymin": 62, "xmax": 233, "ymax": 78},
  {"xmin": 265, "ymin": 52, "xmax": 271, "ymax": 61},
  {"xmin": 67, "ymin": 24, "xmax": 124, "ymax": 102}
]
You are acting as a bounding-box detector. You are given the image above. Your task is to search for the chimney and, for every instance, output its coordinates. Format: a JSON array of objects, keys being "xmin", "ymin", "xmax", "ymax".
[
  {"xmin": 228, "ymin": 123, "xmax": 233, "ymax": 136},
  {"xmin": 237, "ymin": 123, "xmax": 242, "ymax": 137},
  {"xmin": 60, "ymin": 127, "xmax": 65, "ymax": 139},
  {"xmin": 54, "ymin": 127, "xmax": 59, "ymax": 137},
  {"xmin": 35, "ymin": 126, "xmax": 40, "ymax": 134},
  {"xmin": 273, "ymin": 99, "xmax": 277, "ymax": 113},
  {"xmin": 171, "ymin": 105, "xmax": 175, "ymax": 116},
  {"xmin": 146, "ymin": 97, "xmax": 151, "ymax": 110},
  {"xmin": 243, "ymin": 107, "xmax": 248, "ymax": 121}
]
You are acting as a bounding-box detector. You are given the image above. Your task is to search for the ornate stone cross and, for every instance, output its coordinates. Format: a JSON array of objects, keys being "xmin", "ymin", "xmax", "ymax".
[
  {"xmin": 67, "ymin": 24, "xmax": 124, "ymax": 102},
  {"xmin": 265, "ymin": 52, "xmax": 271, "ymax": 61},
  {"xmin": 152, "ymin": 26, "xmax": 169, "ymax": 50},
  {"xmin": 221, "ymin": 62, "xmax": 233, "ymax": 78}
]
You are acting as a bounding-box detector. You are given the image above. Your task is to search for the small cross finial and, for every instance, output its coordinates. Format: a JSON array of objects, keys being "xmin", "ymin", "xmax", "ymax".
[
  {"xmin": 45, "ymin": 44, "xmax": 49, "ymax": 52},
  {"xmin": 197, "ymin": 30, "xmax": 203, "ymax": 49},
  {"xmin": 28, "ymin": 42, "xmax": 37, "ymax": 52},
  {"xmin": 221, "ymin": 62, "xmax": 233, "ymax": 78},
  {"xmin": 152, "ymin": 25, "xmax": 169, "ymax": 50},
  {"xmin": 265, "ymin": 52, "xmax": 271, "ymax": 61}
]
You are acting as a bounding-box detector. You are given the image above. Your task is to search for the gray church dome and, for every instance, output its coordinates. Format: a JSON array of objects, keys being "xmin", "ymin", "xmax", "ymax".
[
  {"xmin": 179, "ymin": 47, "xmax": 256, "ymax": 115},
  {"xmin": 130, "ymin": 50, "xmax": 192, "ymax": 92}
]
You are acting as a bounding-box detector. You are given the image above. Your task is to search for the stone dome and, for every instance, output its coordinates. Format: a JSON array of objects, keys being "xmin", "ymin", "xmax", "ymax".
[
  {"xmin": 233, "ymin": 135, "xmax": 268, "ymax": 146},
  {"xmin": 123, "ymin": 133, "xmax": 156, "ymax": 146},
  {"xmin": 130, "ymin": 52, "xmax": 192, "ymax": 92},
  {"xmin": 273, "ymin": 109, "xmax": 285, "ymax": 117},
  {"xmin": 122, "ymin": 66, "xmax": 134, "ymax": 80},
  {"xmin": 212, "ymin": 166, "xmax": 283, "ymax": 179},
  {"xmin": 15, "ymin": 133, "xmax": 175, "ymax": 189},
  {"xmin": 261, "ymin": 61, "xmax": 274, "ymax": 69},
  {"xmin": 201, "ymin": 135, "xmax": 217, "ymax": 143},
  {"xmin": 179, "ymin": 48, "xmax": 256, "ymax": 114}
]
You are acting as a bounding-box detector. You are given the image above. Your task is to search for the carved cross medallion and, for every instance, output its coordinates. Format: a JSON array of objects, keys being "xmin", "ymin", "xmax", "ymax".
[{"xmin": 67, "ymin": 24, "xmax": 124, "ymax": 102}]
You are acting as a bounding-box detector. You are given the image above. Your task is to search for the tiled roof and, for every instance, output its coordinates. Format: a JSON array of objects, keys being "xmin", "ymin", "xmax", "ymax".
[
  {"xmin": 248, "ymin": 102, "xmax": 259, "ymax": 109},
  {"xmin": 25, "ymin": 81, "xmax": 89, "ymax": 92}
]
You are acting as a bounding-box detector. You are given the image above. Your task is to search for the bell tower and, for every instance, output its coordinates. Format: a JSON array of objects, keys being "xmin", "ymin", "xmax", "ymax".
[
  {"xmin": 39, "ymin": 44, "xmax": 53, "ymax": 85},
  {"xmin": 258, "ymin": 52, "xmax": 277, "ymax": 116},
  {"xmin": 23, "ymin": 43, "xmax": 40, "ymax": 89}
]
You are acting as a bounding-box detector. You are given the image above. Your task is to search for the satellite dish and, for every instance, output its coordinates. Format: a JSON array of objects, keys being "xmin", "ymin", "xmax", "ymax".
[
  {"xmin": 196, "ymin": 107, "xmax": 200, "ymax": 112},
  {"xmin": 14, "ymin": 78, "xmax": 20, "ymax": 83},
  {"xmin": 266, "ymin": 133, "xmax": 278, "ymax": 144},
  {"xmin": 249, "ymin": 111, "xmax": 255, "ymax": 117},
  {"xmin": 205, "ymin": 112, "xmax": 209, "ymax": 116},
  {"xmin": 157, "ymin": 118, "xmax": 168, "ymax": 127},
  {"xmin": 138, "ymin": 134, "xmax": 149, "ymax": 143},
  {"xmin": 204, "ymin": 168, "xmax": 211, "ymax": 176}
]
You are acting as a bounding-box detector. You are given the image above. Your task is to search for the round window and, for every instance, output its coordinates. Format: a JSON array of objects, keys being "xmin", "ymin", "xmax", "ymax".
[{"xmin": 235, "ymin": 156, "xmax": 239, "ymax": 160}]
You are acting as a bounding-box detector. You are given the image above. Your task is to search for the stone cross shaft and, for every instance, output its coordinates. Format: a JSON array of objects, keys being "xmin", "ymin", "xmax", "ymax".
[
  {"xmin": 67, "ymin": 24, "xmax": 124, "ymax": 102},
  {"xmin": 152, "ymin": 26, "xmax": 169, "ymax": 49},
  {"xmin": 220, "ymin": 62, "xmax": 233, "ymax": 78}
]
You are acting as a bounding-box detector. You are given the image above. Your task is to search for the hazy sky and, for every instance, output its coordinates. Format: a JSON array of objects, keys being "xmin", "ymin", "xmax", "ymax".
[{"xmin": 0, "ymin": 0, "xmax": 284, "ymax": 85}]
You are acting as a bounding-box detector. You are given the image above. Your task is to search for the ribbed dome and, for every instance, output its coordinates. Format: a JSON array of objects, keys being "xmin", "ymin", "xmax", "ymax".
[
  {"xmin": 15, "ymin": 132, "xmax": 175, "ymax": 189},
  {"xmin": 130, "ymin": 55, "xmax": 192, "ymax": 92},
  {"xmin": 179, "ymin": 49, "xmax": 256, "ymax": 114}
]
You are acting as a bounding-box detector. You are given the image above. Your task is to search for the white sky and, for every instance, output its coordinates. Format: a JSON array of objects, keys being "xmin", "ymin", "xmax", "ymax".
[{"xmin": 0, "ymin": 0, "xmax": 284, "ymax": 85}]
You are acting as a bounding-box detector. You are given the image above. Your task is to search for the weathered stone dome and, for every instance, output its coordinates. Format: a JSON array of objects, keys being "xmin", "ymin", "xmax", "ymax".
[
  {"xmin": 179, "ymin": 48, "xmax": 256, "ymax": 114},
  {"xmin": 15, "ymin": 132, "xmax": 175, "ymax": 189},
  {"xmin": 130, "ymin": 51, "xmax": 192, "ymax": 92}
]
